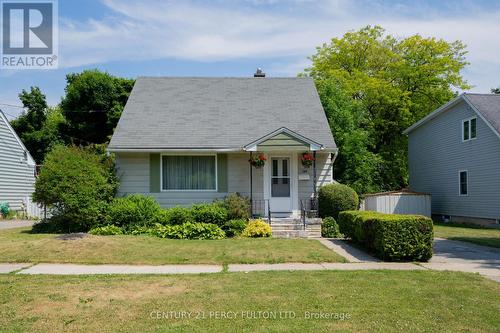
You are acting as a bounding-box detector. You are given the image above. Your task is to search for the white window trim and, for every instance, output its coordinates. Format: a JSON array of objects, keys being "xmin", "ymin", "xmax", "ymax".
[
  {"xmin": 458, "ymin": 169, "xmax": 468, "ymax": 196},
  {"xmin": 462, "ymin": 117, "xmax": 477, "ymax": 142},
  {"xmin": 160, "ymin": 153, "xmax": 218, "ymax": 192}
]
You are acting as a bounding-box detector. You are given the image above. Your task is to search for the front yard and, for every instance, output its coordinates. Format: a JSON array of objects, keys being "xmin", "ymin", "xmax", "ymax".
[
  {"xmin": 0, "ymin": 228, "xmax": 345, "ymax": 264},
  {"xmin": 1, "ymin": 271, "xmax": 498, "ymax": 332},
  {"xmin": 434, "ymin": 222, "xmax": 500, "ymax": 248}
]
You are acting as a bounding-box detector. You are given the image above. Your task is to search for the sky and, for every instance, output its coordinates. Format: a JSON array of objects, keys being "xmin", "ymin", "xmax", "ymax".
[{"xmin": 1, "ymin": 0, "xmax": 500, "ymax": 119}]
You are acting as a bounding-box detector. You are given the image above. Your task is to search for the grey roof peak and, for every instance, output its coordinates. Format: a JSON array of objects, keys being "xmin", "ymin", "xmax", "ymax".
[{"xmin": 109, "ymin": 77, "xmax": 336, "ymax": 151}]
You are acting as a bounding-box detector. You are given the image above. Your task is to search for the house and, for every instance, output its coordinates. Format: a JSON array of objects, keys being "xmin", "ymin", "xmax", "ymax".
[
  {"xmin": 108, "ymin": 72, "xmax": 337, "ymax": 218},
  {"xmin": 404, "ymin": 93, "xmax": 500, "ymax": 227},
  {"xmin": 0, "ymin": 109, "xmax": 37, "ymax": 216}
]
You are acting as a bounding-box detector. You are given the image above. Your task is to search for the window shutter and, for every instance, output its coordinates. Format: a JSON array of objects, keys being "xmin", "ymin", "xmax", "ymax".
[
  {"xmin": 149, "ymin": 154, "xmax": 161, "ymax": 193},
  {"xmin": 217, "ymin": 154, "xmax": 228, "ymax": 193}
]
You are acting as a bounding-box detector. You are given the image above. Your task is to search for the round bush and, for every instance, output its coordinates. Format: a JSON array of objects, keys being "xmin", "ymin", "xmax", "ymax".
[
  {"xmin": 218, "ymin": 193, "xmax": 250, "ymax": 220},
  {"xmin": 33, "ymin": 145, "xmax": 117, "ymax": 232},
  {"xmin": 318, "ymin": 184, "xmax": 359, "ymax": 219},
  {"xmin": 321, "ymin": 217, "xmax": 341, "ymax": 238},
  {"xmin": 191, "ymin": 203, "xmax": 228, "ymax": 227},
  {"xmin": 223, "ymin": 219, "xmax": 248, "ymax": 237},
  {"xmin": 241, "ymin": 219, "xmax": 272, "ymax": 238},
  {"xmin": 106, "ymin": 194, "xmax": 162, "ymax": 230},
  {"xmin": 152, "ymin": 207, "xmax": 193, "ymax": 225}
]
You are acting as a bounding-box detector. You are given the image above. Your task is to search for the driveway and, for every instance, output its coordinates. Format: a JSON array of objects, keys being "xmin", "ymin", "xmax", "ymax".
[
  {"xmin": 0, "ymin": 220, "xmax": 35, "ymax": 230},
  {"xmin": 321, "ymin": 238, "xmax": 500, "ymax": 282},
  {"xmin": 421, "ymin": 238, "xmax": 500, "ymax": 282}
]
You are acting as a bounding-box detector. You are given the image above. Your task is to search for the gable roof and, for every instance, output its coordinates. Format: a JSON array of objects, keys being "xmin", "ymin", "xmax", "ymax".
[
  {"xmin": 404, "ymin": 93, "xmax": 500, "ymax": 138},
  {"xmin": 244, "ymin": 127, "xmax": 323, "ymax": 151},
  {"xmin": 0, "ymin": 110, "xmax": 36, "ymax": 166},
  {"xmin": 108, "ymin": 77, "xmax": 337, "ymax": 152}
]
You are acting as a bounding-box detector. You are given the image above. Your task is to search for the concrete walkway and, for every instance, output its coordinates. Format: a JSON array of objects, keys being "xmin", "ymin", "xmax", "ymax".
[
  {"xmin": 0, "ymin": 220, "xmax": 35, "ymax": 230},
  {"xmin": 18, "ymin": 263, "xmax": 222, "ymax": 275},
  {"xmin": 319, "ymin": 239, "xmax": 380, "ymax": 263},
  {"xmin": 422, "ymin": 238, "xmax": 500, "ymax": 282}
]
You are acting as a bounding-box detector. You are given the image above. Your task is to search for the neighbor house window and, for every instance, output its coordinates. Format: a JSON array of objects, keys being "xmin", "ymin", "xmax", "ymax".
[
  {"xmin": 462, "ymin": 117, "xmax": 477, "ymax": 141},
  {"xmin": 459, "ymin": 170, "xmax": 468, "ymax": 196},
  {"xmin": 162, "ymin": 155, "xmax": 216, "ymax": 191}
]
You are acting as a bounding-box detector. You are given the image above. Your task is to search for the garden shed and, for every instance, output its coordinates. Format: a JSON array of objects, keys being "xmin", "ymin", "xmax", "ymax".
[{"xmin": 360, "ymin": 189, "xmax": 431, "ymax": 217}]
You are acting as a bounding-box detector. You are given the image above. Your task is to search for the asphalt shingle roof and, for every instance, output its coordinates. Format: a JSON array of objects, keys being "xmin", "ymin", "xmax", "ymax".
[
  {"xmin": 463, "ymin": 93, "xmax": 500, "ymax": 136},
  {"xmin": 109, "ymin": 77, "xmax": 336, "ymax": 150}
]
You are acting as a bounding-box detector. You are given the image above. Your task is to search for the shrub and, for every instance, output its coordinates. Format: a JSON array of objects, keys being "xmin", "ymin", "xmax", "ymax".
[
  {"xmin": 191, "ymin": 203, "xmax": 228, "ymax": 227},
  {"xmin": 33, "ymin": 145, "xmax": 117, "ymax": 232},
  {"xmin": 105, "ymin": 194, "xmax": 161, "ymax": 230},
  {"xmin": 0, "ymin": 202, "xmax": 9, "ymax": 218},
  {"xmin": 338, "ymin": 211, "xmax": 433, "ymax": 261},
  {"xmin": 321, "ymin": 217, "xmax": 341, "ymax": 238},
  {"xmin": 217, "ymin": 193, "xmax": 250, "ymax": 220},
  {"xmin": 31, "ymin": 217, "xmax": 66, "ymax": 234},
  {"xmin": 318, "ymin": 184, "xmax": 359, "ymax": 219},
  {"xmin": 150, "ymin": 222, "xmax": 225, "ymax": 240},
  {"xmin": 152, "ymin": 206, "xmax": 193, "ymax": 225},
  {"xmin": 89, "ymin": 225, "xmax": 123, "ymax": 236},
  {"xmin": 242, "ymin": 219, "xmax": 272, "ymax": 238},
  {"xmin": 223, "ymin": 219, "xmax": 248, "ymax": 237}
]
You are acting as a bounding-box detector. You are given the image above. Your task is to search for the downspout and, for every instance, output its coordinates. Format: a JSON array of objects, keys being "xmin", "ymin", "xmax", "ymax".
[
  {"xmin": 249, "ymin": 151, "xmax": 253, "ymax": 217},
  {"xmin": 313, "ymin": 151, "xmax": 317, "ymax": 199},
  {"xmin": 331, "ymin": 151, "xmax": 338, "ymax": 181}
]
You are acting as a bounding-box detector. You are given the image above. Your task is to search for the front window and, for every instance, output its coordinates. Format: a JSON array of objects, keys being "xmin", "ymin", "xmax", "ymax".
[
  {"xmin": 162, "ymin": 155, "xmax": 216, "ymax": 191},
  {"xmin": 459, "ymin": 171, "xmax": 468, "ymax": 196},
  {"xmin": 462, "ymin": 118, "xmax": 477, "ymax": 141}
]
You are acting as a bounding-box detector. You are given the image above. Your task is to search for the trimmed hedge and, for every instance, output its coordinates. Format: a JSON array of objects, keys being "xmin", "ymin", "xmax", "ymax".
[
  {"xmin": 318, "ymin": 184, "xmax": 359, "ymax": 219},
  {"xmin": 338, "ymin": 211, "xmax": 433, "ymax": 261}
]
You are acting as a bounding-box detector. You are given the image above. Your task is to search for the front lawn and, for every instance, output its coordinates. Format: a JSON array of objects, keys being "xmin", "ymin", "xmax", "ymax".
[
  {"xmin": 0, "ymin": 271, "xmax": 498, "ymax": 332},
  {"xmin": 0, "ymin": 228, "xmax": 345, "ymax": 264},
  {"xmin": 434, "ymin": 222, "xmax": 500, "ymax": 248}
]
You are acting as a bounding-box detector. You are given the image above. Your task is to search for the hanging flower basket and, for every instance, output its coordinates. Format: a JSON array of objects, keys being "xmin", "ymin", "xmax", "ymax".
[
  {"xmin": 249, "ymin": 153, "xmax": 267, "ymax": 168},
  {"xmin": 301, "ymin": 152, "xmax": 315, "ymax": 168}
]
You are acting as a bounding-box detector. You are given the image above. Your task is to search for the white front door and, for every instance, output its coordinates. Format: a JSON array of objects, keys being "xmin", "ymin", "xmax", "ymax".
[{"xmin": 269, "ymin": 157, "xmax": 292, "ymax": 213}]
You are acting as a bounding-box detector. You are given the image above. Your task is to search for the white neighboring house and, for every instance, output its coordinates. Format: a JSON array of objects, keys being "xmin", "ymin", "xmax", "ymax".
[{"xmin": 0, "ymin": 109, "xmax": 39, "ymax": 218}]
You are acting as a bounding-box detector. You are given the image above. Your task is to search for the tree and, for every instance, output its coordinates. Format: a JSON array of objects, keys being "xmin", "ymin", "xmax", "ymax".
[
  {"xmin": 60, "ymin": 69, "xmax": 134, "ymax": 145},
  {"xmin": 306, "ymin": 26, "xmax": 470, "ymax": 192},
  {"xmin": 10, "ymin": 87, "xmax": 63, "ymax": 164},
  {"xmin": 492, "ymin": 88, "xmax": 500, "ymax": 94},
  {"xmin": 33, "ymin": 145, "xmax": 118, "ymax": 232}
]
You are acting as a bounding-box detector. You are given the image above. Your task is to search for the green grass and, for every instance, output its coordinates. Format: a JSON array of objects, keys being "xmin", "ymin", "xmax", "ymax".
[
  {"xmin": 434, "ymin": 222, "xmax": 500, "ymax": 248},
  {"xmin": 0, "ymin": 271, "xmax": 498, "ymax": 332},
  {"xmin": 0, "ymin": 227, "xmax": 345, "ymax": 264}
]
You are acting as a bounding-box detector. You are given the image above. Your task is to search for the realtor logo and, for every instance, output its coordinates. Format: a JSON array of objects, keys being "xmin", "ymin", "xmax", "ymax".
[{"xmin": 1, "ymin": 0, "xmax": 58, "ymax": 69}]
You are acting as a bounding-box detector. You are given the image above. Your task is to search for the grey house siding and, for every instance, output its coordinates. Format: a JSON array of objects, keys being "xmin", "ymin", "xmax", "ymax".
[
  {"xmin": 298, "ymin": 153, "xmax": 333, "ymax": 203},
  {"xmin": 115, "ymin": 152, "xmax": 332, "ymax": 208},
  {"xmin": 0, "ymin": 113, "xmax": 36, "ymax": 211},
  {"xmin": 408, "ymin": 100, "xmax": 500, "ymax": 220}
]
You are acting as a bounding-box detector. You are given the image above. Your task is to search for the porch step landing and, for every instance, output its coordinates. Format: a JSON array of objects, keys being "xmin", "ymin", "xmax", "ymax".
[{"xmin": 270, "ymin": 218, "xmax": 321, "ymax": 239}]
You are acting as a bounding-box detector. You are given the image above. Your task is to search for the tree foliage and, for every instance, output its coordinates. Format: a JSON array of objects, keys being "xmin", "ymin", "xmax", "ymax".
[
  {"xmin": 492, "ymin": 88, "xmax": 500, "ymax": 94},
  {"xmin": 33, "ymin": 145, "xmax": 118, "ymax": 232},
  {"xmin": 10, "ymin": 88, "xmax": 64, "ymax": 164},
  {"xmin": 60, "ymin": 69, "xmax": 134, "ymax": 145},
  {"xmin": 307, "ymin": 26, "xmax": 470, "ymax": 192}
]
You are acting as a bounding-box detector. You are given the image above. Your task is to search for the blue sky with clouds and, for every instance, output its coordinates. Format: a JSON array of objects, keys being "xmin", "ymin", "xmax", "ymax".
[{"xmin": 1, "ymin": 0, "xmax": 500, "ymax": 119}]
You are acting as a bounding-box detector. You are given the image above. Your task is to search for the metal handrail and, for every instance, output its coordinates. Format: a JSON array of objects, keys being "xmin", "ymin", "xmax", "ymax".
[{"xmin": 300, "ymin": 199, "xmax": 306, "ymax": 230}]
